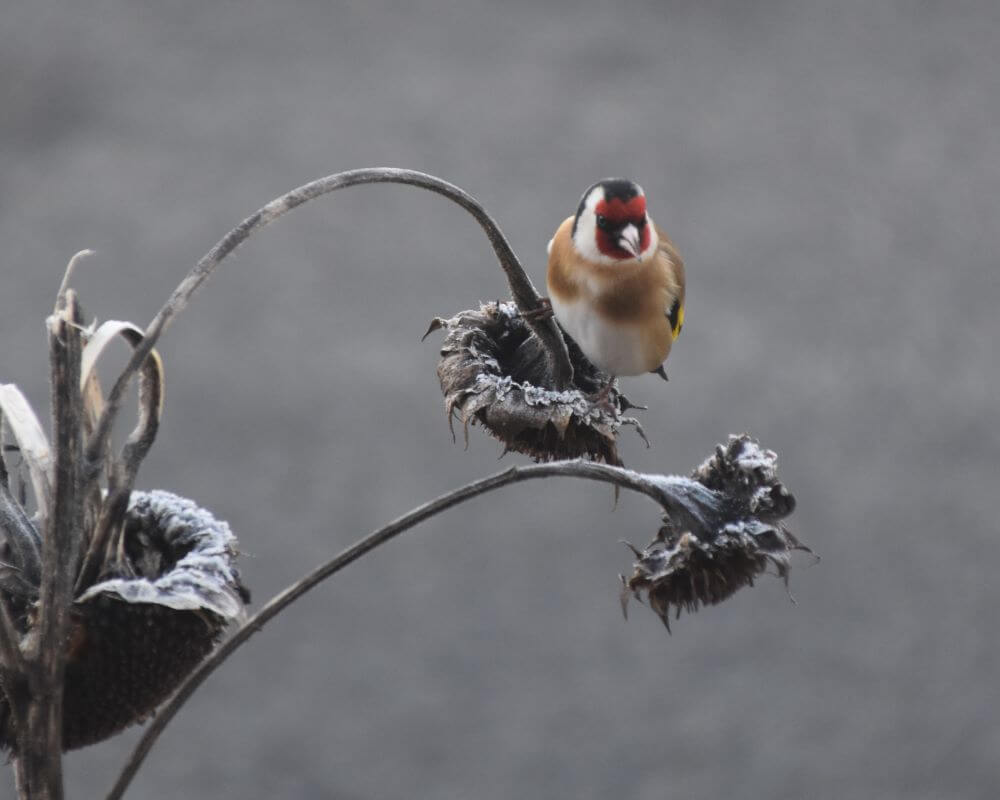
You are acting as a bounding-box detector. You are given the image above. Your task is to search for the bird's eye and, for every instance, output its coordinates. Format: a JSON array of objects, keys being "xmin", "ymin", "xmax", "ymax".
[
  {"xmin": 636, "ymin": 217, "xmax": 647, "ymax": 228},
  {"xmin": 595, "ymin": 214, "xmax": 610, "ymax": 230}
]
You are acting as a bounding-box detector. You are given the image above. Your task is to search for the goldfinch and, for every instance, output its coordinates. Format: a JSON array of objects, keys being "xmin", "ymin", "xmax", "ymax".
[{"xmin": 546, "ymin": 178, "xmax": 685, "ymax": 382}]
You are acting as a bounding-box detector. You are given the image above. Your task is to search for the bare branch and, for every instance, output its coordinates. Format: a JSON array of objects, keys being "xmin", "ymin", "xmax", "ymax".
[
  {"xmin": 85, "ymin": 168, "xmax": 574, "ymax": 489},
  {"xmin": 106, "ymin": 458, "xmax": 724, "ymax": 799}
]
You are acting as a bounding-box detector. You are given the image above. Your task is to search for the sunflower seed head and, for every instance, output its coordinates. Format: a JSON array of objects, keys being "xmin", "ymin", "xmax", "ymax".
[
  {"xmin": 431, "ymin": 302, "xmax": 646, "ymax": 463},
  {"xmin": 0, "ymin": 489, "xmax": 248, "ymax": 751},
  {"xmin": 621, "ymin": 435, "xmax": 807, "ymax": 629},
  {"xmin": 0, "ymin": 283, "xmax": 248, "ymax": 752}
]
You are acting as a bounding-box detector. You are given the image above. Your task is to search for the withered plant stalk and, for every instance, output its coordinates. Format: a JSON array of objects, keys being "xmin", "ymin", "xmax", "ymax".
[
  {"xmin": 85, "ymin": 168, "xmax": 574, "ymax": 498},
  {"xmin": 107, "ymin": 460, "xmax": 726, "ymax": 799},
  {"xmin": 0, "ymin": 169, "xmax": 803, "ymax": 800},
  {"xmin": 9, "ymin": 291, "xmax": 87, "ymax": 800},
  {"xmin": 4, "ymin": 168, "xmax": 576, "ymax": 799}
]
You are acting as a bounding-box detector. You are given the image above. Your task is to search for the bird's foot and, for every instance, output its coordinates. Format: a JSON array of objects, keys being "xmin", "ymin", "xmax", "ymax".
[
  {"xmin": 520, "ymin": 297, "xmax": 554, "ymax": 322},
  {"xmin": 588, "ymin": 379, "xmax": 619, "ymax": 416}
]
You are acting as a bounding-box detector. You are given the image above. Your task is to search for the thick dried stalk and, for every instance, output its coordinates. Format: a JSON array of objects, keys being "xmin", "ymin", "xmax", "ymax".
[
  {"xmin": 14, "ymin": 292, "xmax": 87, "ymax": 799},
  {"xmin": 108, "ymin": 458, "xmax": 740, "ymax": 800},
  {"xmin": 85, "ymin": 168, "xmax": 574, "ymax": 490}
]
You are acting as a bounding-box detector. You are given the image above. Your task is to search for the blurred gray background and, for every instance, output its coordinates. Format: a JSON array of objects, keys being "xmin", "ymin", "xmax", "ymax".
[{"xmin": 2, "ymin": 1, "xmax": 998, "ymax": 797}]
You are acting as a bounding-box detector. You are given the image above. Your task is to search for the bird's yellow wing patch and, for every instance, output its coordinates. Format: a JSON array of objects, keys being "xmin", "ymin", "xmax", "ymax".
[{"xmin": 667, "ymin": 299, "xmax": 684, "ymax": 341}]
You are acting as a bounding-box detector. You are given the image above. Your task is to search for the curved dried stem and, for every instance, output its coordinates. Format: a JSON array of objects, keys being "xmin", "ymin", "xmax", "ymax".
[
  {"xmin": 106, "ymin": 458, "xmax": 719, "ymax": 800},
  {"xmin": 85, "ymin": 168, "xmax": 575, "ymax": 490},
  {"xmin": 75, "ymin": 322, "xmax": 165, "ymax": 593},
  {"xmin": 110, "ymin": 327, "xmax": 164, "ymax": 488}
]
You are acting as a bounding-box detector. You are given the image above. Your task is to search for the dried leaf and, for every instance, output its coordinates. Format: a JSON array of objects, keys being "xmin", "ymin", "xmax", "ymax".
[
  {"xmin": 80, "ymin": 319, "xmax": 165, "ymax": 439},
  {"xmin": 0, "ymin": 384, "xmax": 53, "ymax": 520}
]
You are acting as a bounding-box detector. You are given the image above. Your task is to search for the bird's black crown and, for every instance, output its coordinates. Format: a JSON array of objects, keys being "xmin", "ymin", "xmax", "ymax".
[{"xmin": 573, "ymin": 178, "xmax": 642, "ymax": 235}]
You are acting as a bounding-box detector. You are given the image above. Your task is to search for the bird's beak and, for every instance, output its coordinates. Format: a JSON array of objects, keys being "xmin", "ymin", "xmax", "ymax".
[{"xmin": 618, "ymin": 224, "xmax": 641, "ymax": 258}]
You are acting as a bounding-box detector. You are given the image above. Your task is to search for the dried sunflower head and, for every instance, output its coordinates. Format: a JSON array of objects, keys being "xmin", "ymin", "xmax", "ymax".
[
  {"xmin": 0, "ymin": 284, "xmax": 248, "ymax": 751},
  {"xmin": 0, "ymin": 488, "xmax": 247, "ymax": 751},
  {"xmin": 621, "ymin": 435, "xmax": 808, "ymax": 630},
  {"xmin": 51, "ymin": 490, "xmax": 245, "ymax": 750},
  {"xmin": 428, "ymin": 301, "xmax": 646, "ymax": 464}
]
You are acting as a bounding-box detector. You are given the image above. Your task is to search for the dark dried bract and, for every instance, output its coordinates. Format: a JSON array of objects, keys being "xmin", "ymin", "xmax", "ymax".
[
  {"xmin": 429, "ymin": 302, "xmax": 646, "ymax": 463},
  {"xmin": 621, "ymin": 435, "xmax": 808, "ymax": 630}
]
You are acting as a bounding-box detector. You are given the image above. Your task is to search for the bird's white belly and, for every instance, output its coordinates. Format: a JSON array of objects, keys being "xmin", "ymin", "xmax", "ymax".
[{"xmin": 549, "ymin": 295, "xmax": 650, "ymax": 376}]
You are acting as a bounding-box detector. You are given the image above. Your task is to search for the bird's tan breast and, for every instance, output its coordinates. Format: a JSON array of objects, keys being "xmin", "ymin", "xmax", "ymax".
[{"xmin": 546, "ymin": 219, "xmax": 684, "ymax": 375}]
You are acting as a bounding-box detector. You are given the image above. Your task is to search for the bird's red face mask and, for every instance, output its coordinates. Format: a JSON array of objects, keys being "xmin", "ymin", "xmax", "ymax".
[{"xmin": 594, "ymin": 195, "xmax": 650, "ymax": 260}]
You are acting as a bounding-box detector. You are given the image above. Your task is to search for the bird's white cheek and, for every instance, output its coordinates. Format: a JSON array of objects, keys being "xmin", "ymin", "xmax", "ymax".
[
  {"xmin": 572, "ymin": 214, "xmax": 610, "ymax": 265},
  {"xmin": 639, "ymin": 222, "xmax": 659, "ymax": 260},
  {"xmin": 573, "ymin": 229, "xmax": 618, "ymax": 266}
]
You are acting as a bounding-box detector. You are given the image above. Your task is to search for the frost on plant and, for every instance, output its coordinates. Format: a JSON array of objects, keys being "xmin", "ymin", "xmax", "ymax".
[{"xmin": 77, "ymin": 489, "xmax": 247, "ymax": 620}]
